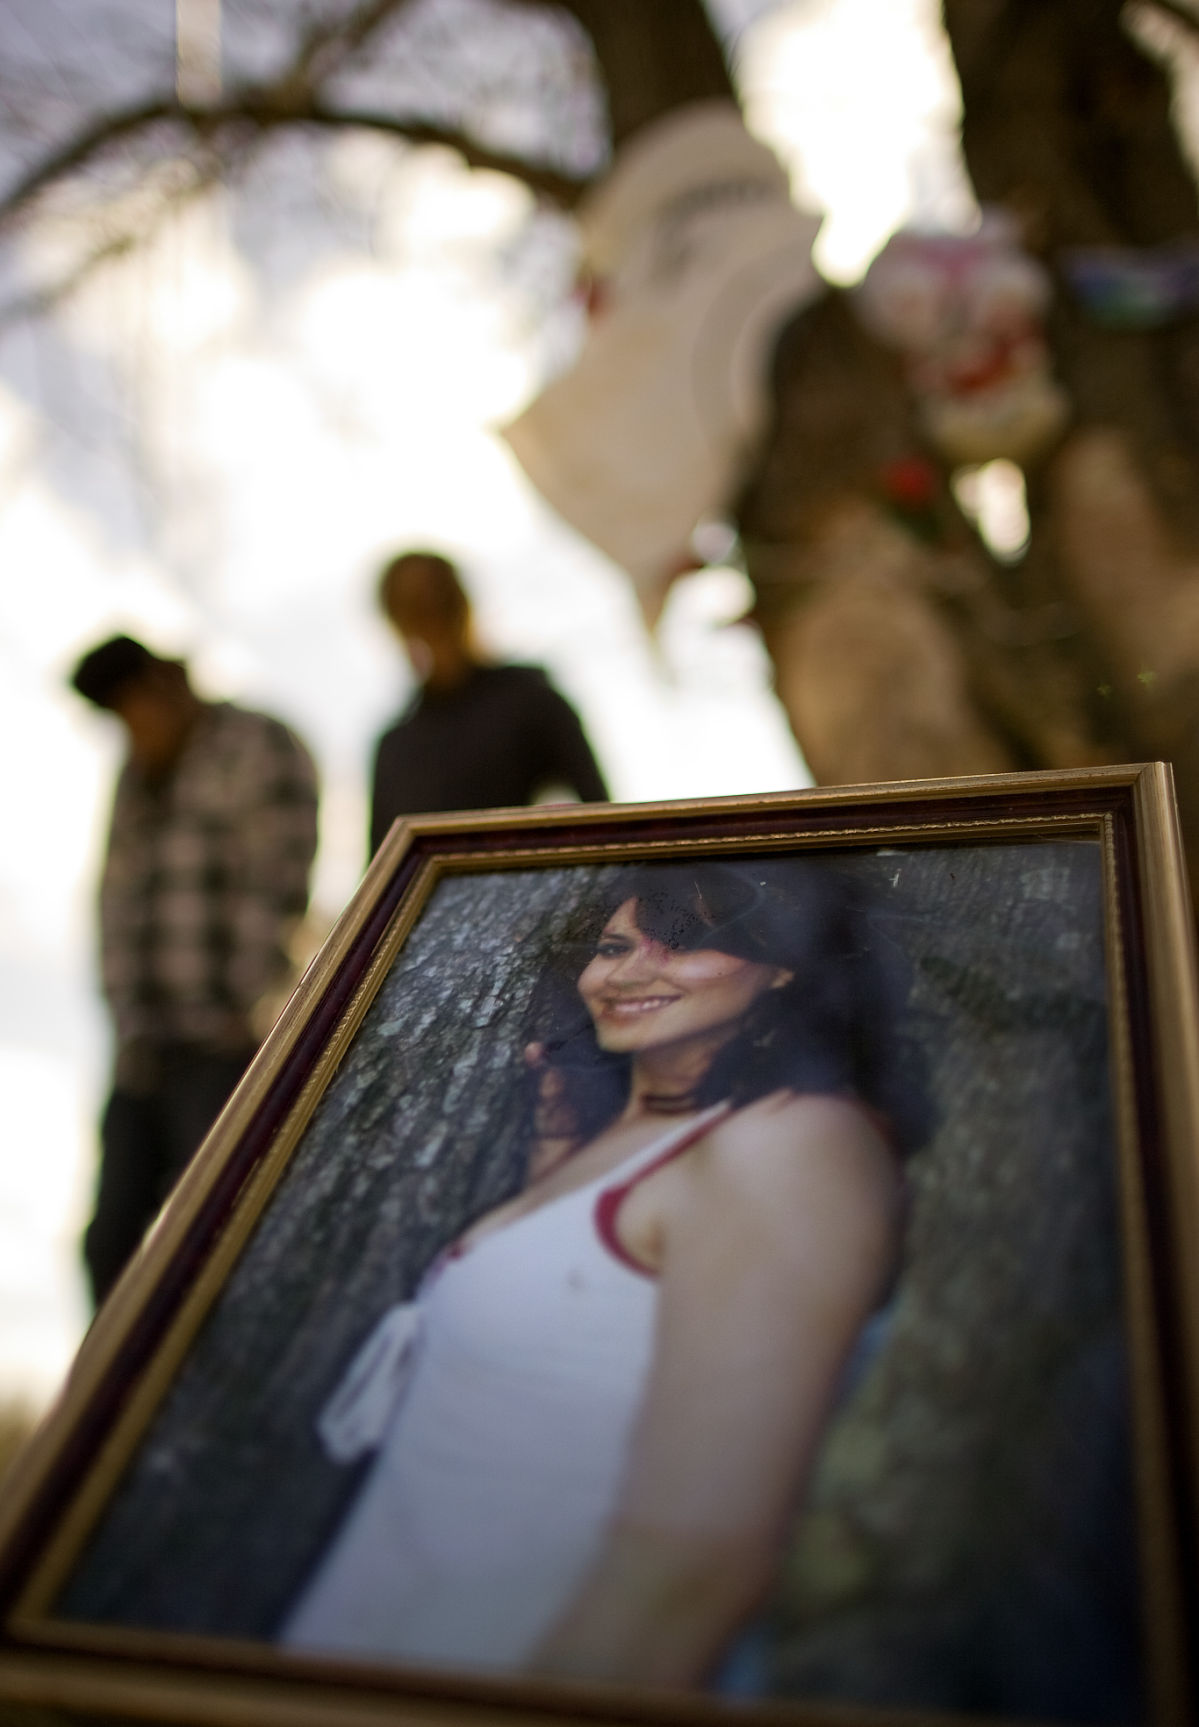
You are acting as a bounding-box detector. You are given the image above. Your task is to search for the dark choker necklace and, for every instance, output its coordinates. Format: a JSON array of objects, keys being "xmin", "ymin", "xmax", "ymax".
[{"xmin": 641, "ymin": 1091, "xmax": 701, "ymax": 1115}]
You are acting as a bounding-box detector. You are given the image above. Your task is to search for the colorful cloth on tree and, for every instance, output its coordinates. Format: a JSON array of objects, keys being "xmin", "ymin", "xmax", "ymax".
[
  {"xmin": 856, "ymin": 213, "xmax": 1069, "ymax": 467},
  {"xmin": 1063, "ymin": 240, "xmax": 1199, "ymax": 328}
]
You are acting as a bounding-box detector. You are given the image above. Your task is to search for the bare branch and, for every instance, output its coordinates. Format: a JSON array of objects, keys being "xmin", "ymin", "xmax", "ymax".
[
  {"xmin": 283, "ymin": 0, "xmax": 421, "ymax": 97},
  {"xmin": 295, "ymin": 102, "xmax": 590, "ymax": 203},
  {"xmin": 0, "ymin": 99, "xmax": 180, "ymax": 223},
  {"xmin": 0, "ymin": 90, "xmax": 592, "ymax": 238},
  {"xmin": 0, "ymin": 158, "xmax": 219, "ymax": 327}
]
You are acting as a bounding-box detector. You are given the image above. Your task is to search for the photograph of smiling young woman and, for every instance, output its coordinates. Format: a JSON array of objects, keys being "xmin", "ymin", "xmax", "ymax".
[{"xmin": 280, "ymin": 858, "xmax": 930, "ymax": 1690}]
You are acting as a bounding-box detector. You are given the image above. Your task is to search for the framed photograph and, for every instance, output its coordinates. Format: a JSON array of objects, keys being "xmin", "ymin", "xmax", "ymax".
[{"xmin": 1, "ymin": 764, "xmax": 1197, "ymax": 1727}]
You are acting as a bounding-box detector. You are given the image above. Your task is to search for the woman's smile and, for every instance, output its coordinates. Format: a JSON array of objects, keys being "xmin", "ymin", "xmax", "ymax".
[
  {"xmin": 577, "ymin": 899, "xmax": 791, "ymax": 1058},
  {"xmin": 598, "ymin": 993, "xmax": 681, "ymax": 1018}
]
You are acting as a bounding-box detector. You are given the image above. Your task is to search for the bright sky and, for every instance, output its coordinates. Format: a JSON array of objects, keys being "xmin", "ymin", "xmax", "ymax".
[{"xmin": 0, "ymin": 0, "xmax": 966, "ymax": 1409}]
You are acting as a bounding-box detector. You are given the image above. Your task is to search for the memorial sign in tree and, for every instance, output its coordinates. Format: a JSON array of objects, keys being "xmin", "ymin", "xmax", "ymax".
[{"xmin": 5, "ymin": 0, "xmax": 1199, "ymax": 889}]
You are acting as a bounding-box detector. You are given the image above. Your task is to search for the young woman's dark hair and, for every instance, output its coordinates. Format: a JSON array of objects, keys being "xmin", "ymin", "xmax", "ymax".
[{"xmin": 522, "ymin": 857, "xmax": 932, "ymax": 1161}]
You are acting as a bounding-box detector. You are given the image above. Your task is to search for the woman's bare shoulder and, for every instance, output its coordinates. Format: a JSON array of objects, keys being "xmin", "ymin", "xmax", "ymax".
[
  {"xmin": 714, "ymin": 1089, "xmax": 891, "ymax": 1149},
  {"xmin": 703, "ymin": 1090, "xmax": 902, "ymax": 1211}
]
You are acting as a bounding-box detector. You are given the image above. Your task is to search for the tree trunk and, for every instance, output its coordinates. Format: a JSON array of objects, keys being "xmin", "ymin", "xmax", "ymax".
[
  {"xmin": 946, "ymin": 0, "xmax": 1199, "ymax": 533},
  {"xmin": 59, "ymin": 866, "xmax": 606, "ymax": 1636},
  {"xmin": 736, "ymin": 1, "xmax": 1199, "ymax": 901},
  {"xmin": 543, "ymin": 0, "xmax": 1199, "ymax": 894},
  {"xmin": 944, "ymin": 0, "xmax": 1199, "ymax": 884},
  {"xmin": 547, "ymin": 0, "xmax": 1172, "ymax": 836},
  {"xmin": 557, "ymin": 0, "xmax": 735, "ymax": 149}
]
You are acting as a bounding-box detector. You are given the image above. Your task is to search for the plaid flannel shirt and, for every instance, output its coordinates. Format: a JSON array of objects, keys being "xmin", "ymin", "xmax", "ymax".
[{"xmin": 99, "ymin": 702, "xmax": 318, "ymax": 1056}]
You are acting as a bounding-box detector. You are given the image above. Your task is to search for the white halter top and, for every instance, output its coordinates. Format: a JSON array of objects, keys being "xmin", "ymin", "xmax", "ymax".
[{"xmin": 282, "ymin": 1106, "xmax": 730, "ymax": 1672}]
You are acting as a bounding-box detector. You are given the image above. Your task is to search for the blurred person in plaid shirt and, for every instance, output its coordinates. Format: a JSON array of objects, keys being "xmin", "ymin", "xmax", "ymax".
[{"xmin": 70, "ymin": 635, "xmax": 319, "ymax": 1307}]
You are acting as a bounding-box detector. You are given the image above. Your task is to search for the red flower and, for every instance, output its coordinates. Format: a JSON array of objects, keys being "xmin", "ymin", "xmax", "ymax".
[{"xmin": 879, "ymin": 456, "xmax": 939, "ymax": 508}]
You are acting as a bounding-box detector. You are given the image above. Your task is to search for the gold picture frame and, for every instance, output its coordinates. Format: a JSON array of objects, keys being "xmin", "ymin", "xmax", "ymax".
[{"xmin": 0, "ymin": 764, "xmax": 1196, "ymax": 1727}]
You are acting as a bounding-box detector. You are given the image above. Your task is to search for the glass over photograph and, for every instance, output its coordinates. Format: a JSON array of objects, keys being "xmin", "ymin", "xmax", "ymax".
[{"xmin": 51, "ymin": 840, "xmax": 1137, "ymax": 1723}]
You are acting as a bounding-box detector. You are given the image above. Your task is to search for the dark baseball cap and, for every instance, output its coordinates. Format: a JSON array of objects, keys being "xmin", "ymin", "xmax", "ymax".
[{"xmin": 70, "ymin": 635, "xmax": 159, "ymax": 709}]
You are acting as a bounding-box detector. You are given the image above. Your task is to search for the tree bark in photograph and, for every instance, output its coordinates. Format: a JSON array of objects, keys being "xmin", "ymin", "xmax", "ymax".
[
  {"xmin": 777, "ymin": 843, "xmax": 1137, "ymax": 1721},
  {"xmin": 59, "ymin": 865, "xmax": 603, "ymax": 1636}
]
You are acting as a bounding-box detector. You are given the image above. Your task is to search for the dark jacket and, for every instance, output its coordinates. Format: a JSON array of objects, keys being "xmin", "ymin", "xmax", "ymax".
[{"xmin": 369, "ymin": 663, "xmax": 608, "ymax": 854}]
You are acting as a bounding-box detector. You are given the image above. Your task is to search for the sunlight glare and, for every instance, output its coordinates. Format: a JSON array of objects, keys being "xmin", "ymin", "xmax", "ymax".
[
  {"xmin": 0, "ymin": 475, "xmax": 195, "ymax": 664},
  {"xmin": 372, "ymin": 149, "xmax": 535, "ymax": 259},
  {"xmin": 0, "ymin": 380, "xmax": 33, "ymax": 473},
  {"xmin": 0, "ymin": 1050, "xmax": 91, "ymax": 1402},
  {"xmin": 740, "ymin": 0, "xmax": 976, "ymax": 281},
  {"xmin": 290, "ymin": 263, "xmax": 535, "ymax": 429},
  {"xmin": 952, "ymin": 459, "xmax": 1031, "ymax": 562},
  {"xmin": 42, "ymin": 194, "xmax": 255, "ymax": 360}
]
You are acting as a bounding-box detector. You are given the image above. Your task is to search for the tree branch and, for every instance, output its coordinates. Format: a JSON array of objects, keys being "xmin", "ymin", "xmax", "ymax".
[
  {"xmin": 0, "ymin": 93, "xmax": 591, "ymax": 233},
  {"xmin": 296, "ymin": 102, "xmax": 591, "ymax": 204},
  {"xmin": 0, "ymin": 100, "xmax": 180, "ymax": 223},
  {"xmin": 268, "ymin": 0, "xmax": 419, "ymax": 108},
  {"xmin": 0, "ymin": 0, "xmax": 595, "ymax": 229},
  {"xmin": 0, "ymin": 158, "xmax": 219, "ymax": 326}
]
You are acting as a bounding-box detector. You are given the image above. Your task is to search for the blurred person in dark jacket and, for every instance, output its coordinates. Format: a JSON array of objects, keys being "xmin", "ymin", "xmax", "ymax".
[
  {"xmin": 70, "ymin": 635, "xmax": 319, "ymax": 1306},
  {"xmin": 369, "ymin": 551, "xmax": 608, "ymax": 855}
]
